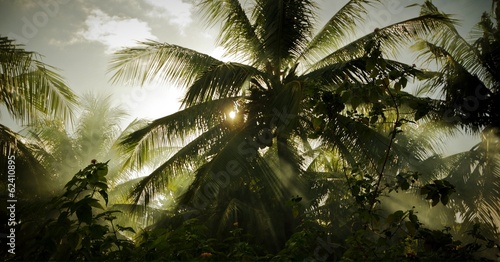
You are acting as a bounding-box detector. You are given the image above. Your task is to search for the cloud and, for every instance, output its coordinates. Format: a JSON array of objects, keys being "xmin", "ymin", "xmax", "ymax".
[
  {"xmin": 79, "ymin": 9, "xmax": 157, "ymax": 53},
  {"xmin": 143, "ymin": 0, "xmax": 193, "ymax": 34}
]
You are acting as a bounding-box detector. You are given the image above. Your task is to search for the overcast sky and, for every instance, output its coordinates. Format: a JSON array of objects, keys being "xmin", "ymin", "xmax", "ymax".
[{"xmin": 0, "ymin": 0, "xmax": 493, "ymax": 153}]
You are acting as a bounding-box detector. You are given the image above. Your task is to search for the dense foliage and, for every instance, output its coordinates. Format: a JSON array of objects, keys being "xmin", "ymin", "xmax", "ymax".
[
  {"xmin": 4, "ymin": 161, "xmax": 497, "ymax": 261},
  {"xmin": 1, "ymin": 0, "xmax": 500, "ymax": 261}
]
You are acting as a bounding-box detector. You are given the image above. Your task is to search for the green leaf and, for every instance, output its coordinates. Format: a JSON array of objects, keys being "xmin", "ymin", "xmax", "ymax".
[
  {"xmin": 352, "ymin": 185, "xmax": 360, "ymax": 196},
  {"xmin": 93, "ymin": 182, "xmax": 108, "ymax": 191},
  {"xmin": 95, "ymin": 210, "xmax": 122, "ymax": 220},
  {"xmin": 406, "ymin": 221, "xmax": 417, "ymax": 235},
  {"xmin": 88, "ymin": 200, "xmax": 104, "ymax": 210},
  {"xmin": 312, "ymin": 117, "xmax": 324, "ymax": 131},
  {"xmin": 99, "ymin": 190, "xmax": 109, "ymax": 206},
  {"xmin": 440, "ymin": 194, "xmax": 450, "ymax": 205},
  {"xmin": 431, "ymin": 194, "xmax": 440, "ymax": 206},
  {"xmin": 350, "ymin": 96, "xmax": 362, "ymax": 110},
  {"xmin": 87, "ymin": 170, "xmax": 99, "ymax": 183},
  {"xmin": 76, "ymin": 197, "xmax": 104, "ymax": 210},
  {"xmin": 409, "ymin": 211, "xmax": 418, "ymax": 224},
  {"xmin": 89, "ymin": 224, "xmax": 108, "ymax": 238},
  {"xmin": 61, "ymin": 201, "xmax": 74, "ymax": 211},
  {"xmin": 399, "ymin": 77, "xmax": 407, "ymax": 88},
  {"xmin": 57, "ymin": 211, "xmax": 71, "ymax": 225},
  {"xmin": 67, "ymin": 232, "xmax": 82, "ymax": 250},
  {"xmin": 387, "ymin": 210, "xmax": 405, "ymax": 225},
  {"xmin": 420, "ymin": 184, "xmax": 433, "ymax": 195},
  {"xmin": 442, "ymin": 180, "xmax": 455, "ymax": 189},
  {"xmin": 340, "ymin": 91, "xmax": 351, "ymax": 103},
  {"xmin": 393, "ymin": 210, "xmax": 405, "ymax": 221},
  {"xmin": 388, "ymin": 70, "xmax": 400, "ymax": 80},
  {"xmin": 307, "ymin": 132, "xmax": 320, "ymax": 139},
  {"xmin": 394, "ymin": 82, "xmax": 402, "ymax": 92},
  {"xmin": 76, "ymin": 204, "xmax": 92, "ymax": 225},
  {"xmin": 64, "ymin": 177, "xmax": 79, "ymax": 189},
  {"xmin": 117, "ymin": 225, "xmax": 136, "ymax": 234},
  {"xmin": 96, "ymin": 164, "xmax": 108, "ymax": 179},
  {"xmin": 401, "ymin": 180, "xmax": 410, "ymax": 190},
  {"xmin": 366, "ymin": 58, "xmax": 376, "ymax": 71},
  {"xmin": 0, "ymin": 36, "xmax": 77, "ymax": 125}
]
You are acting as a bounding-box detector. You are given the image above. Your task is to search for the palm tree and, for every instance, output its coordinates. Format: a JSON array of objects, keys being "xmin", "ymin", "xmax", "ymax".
[
  {"xmin": 412, "ymin": 0, "xmax": 500, "ymax": 238},
  {"xmin": 24, "ymin": 94, "xmax": 183, "ymax": 231},
  {"xmin": 110, "ymin": 0, "xmax": 454, "ymax": 250},
  {"xmin": 25, "ymin": 93, "xmax": 128, "ymax": 193},
  {"xmin": 0, "ymin": 36, "xmax": 77, "ymax": 194}
]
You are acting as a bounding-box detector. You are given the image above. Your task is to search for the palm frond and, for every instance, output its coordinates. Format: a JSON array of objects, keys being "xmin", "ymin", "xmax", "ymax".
[
  {"xmin": 23, "ymin": 119, "xmax": 78, "ymax": 178},
  {"xmin": 300, "ymin": 0, "xmax": 375, "ymax": 64},
  {"xmin": 75, "ymin": 93, "xmax": 128, "ymax": 161},
  {"xmin": 301, "ymin": 58, "xmax": 370, "ymax": 85},
  {"xmin": 111, "ymin": 203, "xmax": 170, "ymax": 229},
  {"xmin": 177, "ymin": 125, "xmax": 291, "ymax": 210},
  {"xmin": 321, "ymin": 112, "xmax": 435, "ymax": 175},
  {"xmin": 198, "ymin": 0, "xmax": 263, "ymax": 64},
  {"xmin": 109, "ymin": 40, "xmax": 221, "ymax": 88},
  {"xmin": 413, "ymin": 0, "xmax": 494, "ymax": 87},
  {"xmin": 119, "ymin": 97, "xmax": 238, "ymax": 171},
  {"xmin": 413, "ymin": 41, "xmax": 493, "ymax": 132},
  {"xmin": 128, "ymin": 123, "xmax": 231, "ymax": 205},
  {"xmin": 307, "ymin": 13, "xmax": 455, "ymax": 72},
  {"xmin": 471, "ymin": 9, "xmax": 500, "ymax": 83},
  {"xmin": 252, "ymin": 0, "xmax": 316, "ymax": 68},
  {"xmin": 0, "ymin": 124, "xmax": 49, "ymax": 195},
  {"xmin": 182, "ymin": 62, "xmax": 260, "ymax": 107},
  {"xmin": 412, "ymin": 38, "xmax": 489, "ymax": 88},
  {"xmin": 443, "ymin": 140, "xmax": 500, "ymax": 234},
  {"xmin": 0, "ymin": 36, "xmax": 77, "ymax": 124}
]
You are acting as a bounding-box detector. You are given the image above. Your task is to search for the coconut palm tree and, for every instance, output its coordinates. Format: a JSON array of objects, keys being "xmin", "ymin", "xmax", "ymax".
[
  {"xmin": 0, "ymin": 37, "xmax": 76, "ymax": 124},
  {"xmin": 25, "ymin": 94, "xmax": 187, "ymax": 229},
  {"xmin": 0, "ymin": 36, "xmax": 77, "ymax": 194},
  {"xmin": 411, "ymin": 0, "xmax": 500, "ymax": 238},
  {"xmin": 109, "ymin": 0, "xmax": 454, "ymax": 250},
  {"xmin": 25, "ymin": 93, "xmax": 128, "ymax": 193}
]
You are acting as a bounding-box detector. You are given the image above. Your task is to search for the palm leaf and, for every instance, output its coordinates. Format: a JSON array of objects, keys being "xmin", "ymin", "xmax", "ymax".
[
  {"xmin": 128, "ymin": 123, "xmax": 231, "ymax": 205},
  {"xmin": 443, "ymin": 141, "xmax": 500, "ymax": 234},
  {"xmin": 109, "ymin": 40, "xmax": 221, "ymax": 88},
  {"xmin": 182, "ymin": 62, "xmax": 260, "ymax": 107},
  {"xmin": 300, "ymin": 0, "xmax": 375, "ymax": 64},
  {"xmin": 307, "ymin": 13, "xmax": 456, "ymax": 71},
  {"xmin": 119, "ymin": 97, "xmax": 238, "ymax": 170},
  {"xmin": 198, "ymin": 0, "xmax": 263, "ymax": 64},
  {"xmin": 0, "ymin": 36, "xmax": 77, "ymax": 124},
  {"xmin": 0, "ymin": 124, "xmax": 50, "ymax": 195},
  {"xmin": 252, "ymin": 0, "xmax": 316, "ymax": 68}
]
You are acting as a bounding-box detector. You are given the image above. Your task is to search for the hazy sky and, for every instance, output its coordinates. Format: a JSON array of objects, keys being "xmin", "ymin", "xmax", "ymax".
[{"xmin": 0, "ymin": 0, "xmax": 493, "ymax": 153}]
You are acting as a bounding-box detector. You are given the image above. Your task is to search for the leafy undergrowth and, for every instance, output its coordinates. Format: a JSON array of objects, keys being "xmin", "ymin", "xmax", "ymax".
[{"xmin": 4, "ymin": 162, "xmax": 498, "ymax": 261}]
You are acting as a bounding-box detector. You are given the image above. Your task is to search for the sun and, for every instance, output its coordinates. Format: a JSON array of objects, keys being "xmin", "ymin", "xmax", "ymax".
[{"xmin": 228, "ymin": 110, "xmax": 237, "ymax": 119}]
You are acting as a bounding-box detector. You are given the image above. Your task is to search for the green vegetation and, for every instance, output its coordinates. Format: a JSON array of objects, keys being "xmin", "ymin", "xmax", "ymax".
[{"xmin": 1, "ymin": 0, "xmax": 499, "ymax": 261}]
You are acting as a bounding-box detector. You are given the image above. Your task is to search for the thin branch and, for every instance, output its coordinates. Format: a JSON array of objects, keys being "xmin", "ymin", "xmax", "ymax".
[{"xmin": 369, "ymin": 80, "xmax": 400, "ymax": 212}]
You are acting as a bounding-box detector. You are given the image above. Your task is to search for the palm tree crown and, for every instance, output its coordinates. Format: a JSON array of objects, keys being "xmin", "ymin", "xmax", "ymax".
[
  {"xmin": 110, "ymin": 0, "xmax": 454, "ymax": 249},
  {"xmin": 412, "ymin": 0, "xmax": 500, "ymax": 237},
  {"xmin": 1, "ymin": 36, "xmax": 77, "ymax": 124},
  {"xmin": 1, "ymin": 36, "xmax": 78, "ymax": 195}
]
